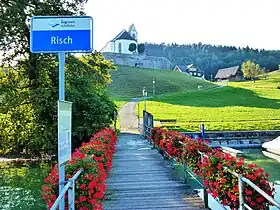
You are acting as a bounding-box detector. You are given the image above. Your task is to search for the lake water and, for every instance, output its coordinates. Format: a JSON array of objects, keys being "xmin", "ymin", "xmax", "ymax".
[{"xmin": 0, "ymin": 149, "xmax": 279, "ymax": 210}]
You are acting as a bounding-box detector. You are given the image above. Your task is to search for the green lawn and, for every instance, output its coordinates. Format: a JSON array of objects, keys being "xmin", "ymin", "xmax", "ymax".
[
  {"xmin": 137, "ymin": 71, "xmax": 280, "ymax": 131},
  {"xmin": 109, "ymin": 65, "xmax": 215, "ymax": 98}
]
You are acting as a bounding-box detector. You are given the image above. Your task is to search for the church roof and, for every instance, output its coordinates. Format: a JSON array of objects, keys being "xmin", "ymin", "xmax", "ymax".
[{"xmin": 111, "ymin": 29, "xmax": 136, "ymax": 42}]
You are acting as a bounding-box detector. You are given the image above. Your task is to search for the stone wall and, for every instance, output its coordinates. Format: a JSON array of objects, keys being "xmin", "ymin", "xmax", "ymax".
[{"xmin": 102, "ymin": 52, "xmax": 174, "ymax": 70}]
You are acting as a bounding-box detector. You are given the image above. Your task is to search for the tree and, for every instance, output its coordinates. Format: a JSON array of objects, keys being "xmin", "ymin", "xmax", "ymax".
[
  {"xmin": 241, "ymin": 60, "xmax": 261, "ymax": 82},
  {"xmin": 143, "ymin": 43, "xmax": 280, "ymax": 79},
  {"xmin": 137, "ymin": 43, "xmax": 145, "ymax": 54},
  {"xmin": 0, "ymin": 52, "xmax": 116, "ymax": 155},
  {"xmin": 128, "ymin": 43, "xmax": 137, "ymax": 53},
  {"xmin": 0, "ymin": 1, "xmax": 117, "ymax": 156}
]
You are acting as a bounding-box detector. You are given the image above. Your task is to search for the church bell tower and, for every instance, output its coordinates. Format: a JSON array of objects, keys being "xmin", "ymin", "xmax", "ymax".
[{"xmin": 128, "ymin": 24, "xmax": 138, "ymax": 41}]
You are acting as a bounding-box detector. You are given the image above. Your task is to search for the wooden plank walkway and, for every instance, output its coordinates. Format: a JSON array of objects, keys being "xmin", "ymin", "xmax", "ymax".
[{"xmin": 103, "ymin": 133, "xmax": 208, "ymax": 210}]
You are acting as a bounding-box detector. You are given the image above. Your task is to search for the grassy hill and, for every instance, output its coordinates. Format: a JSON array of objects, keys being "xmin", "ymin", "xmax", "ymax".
[
  {"xmin": 137, "ymin": 71, "xmax": 280, "ymax": 131},
  {"xmin": 109, "ymin": 65, "xmax": 215, "ymax": 99}
]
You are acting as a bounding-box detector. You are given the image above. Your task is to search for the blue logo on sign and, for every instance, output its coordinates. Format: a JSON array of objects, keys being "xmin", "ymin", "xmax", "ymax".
[
  {"xmin": 30, "ymin": 16, "xmax": 93, "ymax": 53},
  {"xmin": 52, "ymin": 23, "xmax": 60, "ymax": 28},
  {"xmin": 49, "ymin": 22, "xmax": 60, "ymax": 28}
]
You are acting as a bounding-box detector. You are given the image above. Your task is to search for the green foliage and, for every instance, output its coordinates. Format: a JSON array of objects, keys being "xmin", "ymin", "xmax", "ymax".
[
  {"xmin": 241, "ymin": 60, "xmax": 261, "ymax": 82},
  {"xmin": 0, "ymin": 0, "xmax": 117, "ymax": 156},
  {"xmin": 0, "ymin": 66, "xmax": 35, "ymax": 154},
  {"xmin": 0, "ymin": 0, "xmax": 87, "ymax": 63},
  {"xmin": 128, "ymin": 43, "xmax": 137, "ymax": 52},
  {"xmin": 0, "ymin": 52, "xmax": 117, "ymax": 155},
  {"xmin": 137, "ymin": 43, "xmax": 145, "ymax": 54},
  {"xmin": 137, "ymin": 71, "xmax": 280, "ymax": 131},
  {"xmin": 109, "ymin": 65, "xmax": 215, "ymax": 98},
  {"xmin": 145, "ymin": 43, "xmax": 280, "ymax": 79}
]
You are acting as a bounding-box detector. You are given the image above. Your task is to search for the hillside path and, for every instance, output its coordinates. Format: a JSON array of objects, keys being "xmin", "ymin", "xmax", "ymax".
[
  {"xmin": 103, "ymin": 101, "xmax": 208, "ymax": 209},
  {"xmin": 118, "ymin": 101, "xmax": 139, "ymax": 133}
]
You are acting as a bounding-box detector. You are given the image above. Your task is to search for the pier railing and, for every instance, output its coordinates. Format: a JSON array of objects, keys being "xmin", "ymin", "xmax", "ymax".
[
  {"xmin": 142, "ymin": 112, "xmax": 280, "ymax": 210},
  {"xmin": 195, "ymin": 148, "xmax": 280, "ymax": 210},
  {"xmin": 50, "ymin": 169, "xmax": 83, "ymax": 210}
]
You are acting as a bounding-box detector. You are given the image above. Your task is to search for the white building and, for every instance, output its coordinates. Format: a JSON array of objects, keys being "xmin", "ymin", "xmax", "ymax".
[{"xmin": 100, "ymin": 24, "xmax": 138, "ymax": 54}]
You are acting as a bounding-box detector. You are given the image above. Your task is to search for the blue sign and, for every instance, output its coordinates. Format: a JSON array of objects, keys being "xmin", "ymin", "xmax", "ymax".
[{"xmin": 30, "ymin": 16, "xmax": 93, "ymax": 53}]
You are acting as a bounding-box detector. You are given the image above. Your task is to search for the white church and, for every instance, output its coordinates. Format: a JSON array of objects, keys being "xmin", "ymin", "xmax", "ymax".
[{"xmin": 100, "ymin": 24, "xmax": 138, "ymax": 54}]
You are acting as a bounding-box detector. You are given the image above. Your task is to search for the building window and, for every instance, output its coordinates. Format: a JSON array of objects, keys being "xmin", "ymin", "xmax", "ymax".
[
  {"xmin": 197, "ymin": 73, "xmax": 201, "ymax": 77},
  {"xmin": 118, "ymin": 43, "xmax": 122, "ymax": 53}
]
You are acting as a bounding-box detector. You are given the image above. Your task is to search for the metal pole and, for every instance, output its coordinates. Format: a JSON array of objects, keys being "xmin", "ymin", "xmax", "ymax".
[
  {"xmin": 138, "ymin": 102, "xmax": 140, "ymax": 128},
  {"xmin": 113, "ymin": 111, "xmax": 117, "ymax": 132},
  {"xmin": 203, "ymin": 188, "xmax": 209, "ymax": 208},
  {"xmin": 238, "ymin": 175, "xmax": 245, "ymax": 210},
  {"xmin": 58, "ymin": 52, "xmax": 66, "ymax": 210},
  {"xmin": 153, "ymin": 79, "xmax": 155, "ymax": 96},
  {"xmin": 200, "ymin": 151, "xmax": 209, "ymax": 208},
  {"xmin": 200, "ymin": 124, "xmax": 205, "ymax": 143},
  {"xmin": 68, "ymin": 181, "xmax": 75, "ymax": 210}
]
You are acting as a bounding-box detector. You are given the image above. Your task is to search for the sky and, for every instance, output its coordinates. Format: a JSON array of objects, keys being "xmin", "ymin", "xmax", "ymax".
[{"xmin": 86, "ymin": 0, "xmax": 280, "ymax": 51}]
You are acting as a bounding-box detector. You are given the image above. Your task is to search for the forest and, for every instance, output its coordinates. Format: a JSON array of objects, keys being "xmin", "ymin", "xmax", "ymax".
[{"xmin": 145, "ymin": 42, "xmax": 280, "ymax": 79}]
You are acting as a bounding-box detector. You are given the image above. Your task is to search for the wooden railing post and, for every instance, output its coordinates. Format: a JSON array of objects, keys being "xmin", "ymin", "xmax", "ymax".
[{"xmin": 238, "ymin": 175, "xmax": 245, "ymax": 210}]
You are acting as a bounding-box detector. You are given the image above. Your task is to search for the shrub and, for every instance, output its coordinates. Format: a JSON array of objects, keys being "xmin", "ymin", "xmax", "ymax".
[
  {"xmin": 137, "ymin": 43, "xmax": 145, "ymax": 54},
  {"xmin": 150, "ymin": 127, "xmax": 275, "ymax": 210},
  {"xmin": 128, "ymin": 43, "xmax": 137, "ymax": 52},
  {"xmin": 42, "ymin": 128, "xmax": 117, "ymax": 210}
]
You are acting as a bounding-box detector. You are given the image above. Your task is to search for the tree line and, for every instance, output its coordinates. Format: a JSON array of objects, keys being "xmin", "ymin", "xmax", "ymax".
[
  {"xmin": 0, "ymin": 0, "xmax": 116, "ymax": 156},
  {"xmin": 144, "ymin": 42, "xmax": 280, "ymax": 79}
]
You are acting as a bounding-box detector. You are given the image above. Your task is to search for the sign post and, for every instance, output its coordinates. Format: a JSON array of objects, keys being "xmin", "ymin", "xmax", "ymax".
[
  {"xmin": 30, "ymin": 16, "xmax": 93, "ymax": 210},
  {"xmin": 200, "ymin": 124, "xmax": 205, "ymax": 143}
]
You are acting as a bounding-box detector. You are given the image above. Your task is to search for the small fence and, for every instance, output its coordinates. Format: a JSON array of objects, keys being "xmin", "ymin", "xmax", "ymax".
[
  {"xmin": 50, "ymin": 169, "xmax": 83, "ymax": 210},
  {"xmin": 142, "ymin": 111, "xmax": 280, "ymax": 210}
]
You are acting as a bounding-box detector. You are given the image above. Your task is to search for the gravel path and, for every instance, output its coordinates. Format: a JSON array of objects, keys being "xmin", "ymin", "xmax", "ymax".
[{"xmin": 119, "ymin": 101, "xmax": 139, "ymax": 133}]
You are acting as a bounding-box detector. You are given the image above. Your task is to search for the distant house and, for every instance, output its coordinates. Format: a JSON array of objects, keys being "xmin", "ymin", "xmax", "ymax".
[
  {"xmin": 186, "ymin": 64, "xmax": 205, "ymax": 79},
  {"xmin": 215, "ymin": 66, "xmax": 243, "ymax": 82},
  {"xmin": 173, "ymin": 65, "xmax": 183, "ymax": 72}
]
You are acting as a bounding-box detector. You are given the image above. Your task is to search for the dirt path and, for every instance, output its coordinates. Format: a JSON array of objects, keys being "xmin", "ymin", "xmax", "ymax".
[{"xmin": 119, "ymin": 101, "xmax": 139, "ymax": 133}]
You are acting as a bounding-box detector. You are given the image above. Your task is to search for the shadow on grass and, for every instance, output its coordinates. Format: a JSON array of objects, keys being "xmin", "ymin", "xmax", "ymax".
[{"xmin": 150, "ymin": 86, "xmax": 280, "ymax": 109}]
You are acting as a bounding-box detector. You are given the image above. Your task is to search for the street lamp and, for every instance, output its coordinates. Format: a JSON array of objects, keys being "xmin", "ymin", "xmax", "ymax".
[
  {"xmin": 142, "ymin": 87, "xmax": 147, "ymax": 111},
  {"xmin": 153, "ymin": 78, "xmax": 156, "ymax": 96}
]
